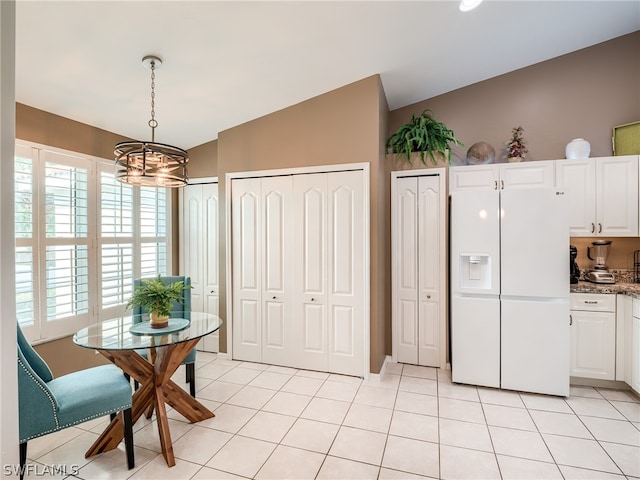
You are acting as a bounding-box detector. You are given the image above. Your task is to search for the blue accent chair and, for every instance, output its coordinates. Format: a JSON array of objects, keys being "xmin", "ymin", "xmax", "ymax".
[
  {"xmin": 132, "ymin": 276, "xmax": 196, "ymax": 397},
  {"xmin": 17, "ymin": 324, "xmax": 134, "ymax": 479}
]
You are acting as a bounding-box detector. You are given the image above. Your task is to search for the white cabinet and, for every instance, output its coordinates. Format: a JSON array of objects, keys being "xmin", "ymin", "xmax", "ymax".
[
  {"xmin": 231, "ymin": 169, "xmax": 366, "ymax": 376},
  {"xmin": 616, "ymin": 294, "xmax": 633, "ymax": 383},
  {"xmin": 556, "ymin": 155, "xmax": 639, "ymax": 236},
  {"xmin": 570, "ymin": 293, "xmax": 616, "ymax": 380},
  {"xmin": 179, "ymin": 182, "xmax": 219, "ymax": 352},
  {"xmin": 632, "ymin": 298, "xmax": 640, "ymax": 394},
  {"xmin": 392, "ymin": 171, "xmax": 446, "ymax": 368},
  {"xmin": 449, "ymin": 161, "xmax": 555, "ymax": 192}
]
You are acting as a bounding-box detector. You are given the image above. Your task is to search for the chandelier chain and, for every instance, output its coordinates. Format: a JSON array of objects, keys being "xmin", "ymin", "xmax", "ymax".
[{"xmin": 148, "ymin": 59, "xmax": 158, "ymax": 140}]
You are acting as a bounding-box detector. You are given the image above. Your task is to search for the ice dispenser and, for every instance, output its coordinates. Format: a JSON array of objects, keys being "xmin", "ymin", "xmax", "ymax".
[{"xmin": 459, "ymin": 254, "xmax": 492, "ymax": 289}]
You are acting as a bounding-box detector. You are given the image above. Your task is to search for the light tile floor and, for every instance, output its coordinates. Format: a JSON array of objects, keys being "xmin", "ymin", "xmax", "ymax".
[{"xmin": 23, "ymin": 353, "xmax": 640, "ymax": 479}]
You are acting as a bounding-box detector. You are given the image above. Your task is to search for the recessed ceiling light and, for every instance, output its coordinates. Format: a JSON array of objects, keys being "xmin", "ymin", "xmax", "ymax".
[{"xmin": 459, "ymin": 0, "xmax": 483, "ymax": 12}]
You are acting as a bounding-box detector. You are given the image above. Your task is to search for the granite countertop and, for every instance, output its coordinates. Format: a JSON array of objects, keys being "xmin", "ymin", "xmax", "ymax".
[{"xmin": 570, "ymin": 281, "xmax": 640, "ymax": 298}]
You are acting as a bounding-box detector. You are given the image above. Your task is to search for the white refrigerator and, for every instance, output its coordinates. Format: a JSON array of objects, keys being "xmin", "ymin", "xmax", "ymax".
[{"xmin": 450, "ymin": 188, "xmax": 570, "ymax": 397}]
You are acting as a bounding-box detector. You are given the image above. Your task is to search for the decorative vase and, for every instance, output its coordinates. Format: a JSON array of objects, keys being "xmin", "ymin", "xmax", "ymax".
[
  {"xmin": 150, "ymin": 311, "xmax": 169, "ymax": 329},
  {"xmin": 565, "ymin": 138, "xmax": 591, "ymax": 159},
  {"xmin": 508, "ymin": 156, "xmax": 523, "ymax": 163}
]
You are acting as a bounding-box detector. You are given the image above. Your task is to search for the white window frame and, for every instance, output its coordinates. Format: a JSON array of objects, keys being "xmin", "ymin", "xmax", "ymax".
[{"xmin": 15, "ymin": 140, "xmax": 172, "ymax": 343}]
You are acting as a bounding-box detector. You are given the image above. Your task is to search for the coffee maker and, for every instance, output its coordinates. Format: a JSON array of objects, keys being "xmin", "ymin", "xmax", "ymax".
[
  {"xmin": 570, "ymin": 245, "xmax": 580, "ymax": 284},
  {"xmin": 586, "ymin": 240, "xmax": 615, "ymax": 284}
]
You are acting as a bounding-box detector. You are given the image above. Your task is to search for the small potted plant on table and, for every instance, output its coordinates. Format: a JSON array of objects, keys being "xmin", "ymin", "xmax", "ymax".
[{"xmin": 127, "ymin": 276, "xmax": 192, "ymax": 328}]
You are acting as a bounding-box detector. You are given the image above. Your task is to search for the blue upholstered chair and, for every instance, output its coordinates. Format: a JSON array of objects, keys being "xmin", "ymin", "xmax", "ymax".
[
  {"xmin": 17, "ymin": 324, "xmax": 134, "ymax": 479},
  {"xmin": 132, "ymin": 276, "xmax": 196, "ymax": 397}
]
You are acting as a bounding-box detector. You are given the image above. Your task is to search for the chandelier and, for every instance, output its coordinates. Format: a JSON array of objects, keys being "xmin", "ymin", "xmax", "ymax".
[{"xmin": 115, "ymin": 55, "xmax": 188, "ymax": 187}]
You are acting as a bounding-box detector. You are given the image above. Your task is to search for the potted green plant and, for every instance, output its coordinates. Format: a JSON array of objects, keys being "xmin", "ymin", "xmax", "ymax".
[
  {"xmin": 506, "ymin": 126, "xmax": 528, "ymax": 162},
  {"xmin": 126, "ymin": 276, "xmax": 192, "ymax": 328},
  {"xmin": 386, "ymin": 109, "xmax": 464, "ymax": 165}
]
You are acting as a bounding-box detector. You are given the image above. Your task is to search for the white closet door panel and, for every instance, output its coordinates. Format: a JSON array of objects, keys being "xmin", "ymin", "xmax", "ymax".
[
  {"xmin": 301, "ymin": 177, "xmax": 326, "ymax": 296},
  {"xmin": 328, "ymin": 170, "xmax": 364, "ymax": 376},
  {"xmin": 294, "ymin": 173, "xmax": 328, "ymax": 371},
  {"xmin": 262, "ymin": 176, "xmax": 293, "ymax": 366},
  {"xmin": 395, "ymin": 177, "xmax": 419, "ymax": 364},
  {"xmin": 183, "ymin": 185, "xmax": 204, "ymax": 311},
  {"xmin": 417, "ymin": 176, "xmax": 440, "ymax": 366},
  {"xmin": 232, "ymin": 178, "xmax": 262, "ymax": 362},
  {"xmin": 418, "ymin": 299, "xmax": 439, "ymax": 366},
  {"xmin": 204, "ymin": 183, "xmax": 219, "ymax": 315}
]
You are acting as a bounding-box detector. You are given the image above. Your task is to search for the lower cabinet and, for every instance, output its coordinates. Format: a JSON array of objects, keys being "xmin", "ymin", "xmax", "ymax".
[
  {"xmin": 570, "ymin": 293, "xmax": 616, "ymax": 381},
  {"xmin": 632, "ymin": 299, "xmax": 640, "ymax": 393}
]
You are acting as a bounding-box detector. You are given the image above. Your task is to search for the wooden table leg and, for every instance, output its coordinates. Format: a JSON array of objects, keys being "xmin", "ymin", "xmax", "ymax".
[{"xmin": 85, "ymin": 339, "xmax": 214, "ymax": 467}]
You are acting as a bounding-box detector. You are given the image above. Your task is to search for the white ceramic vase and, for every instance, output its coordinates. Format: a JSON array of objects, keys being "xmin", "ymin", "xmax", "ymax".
[{"xmin": 566, "ymin": 138, "xmax": 591, "ymax": 159}]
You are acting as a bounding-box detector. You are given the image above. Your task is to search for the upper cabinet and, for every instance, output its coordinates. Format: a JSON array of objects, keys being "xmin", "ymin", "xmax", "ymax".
[
  {"xmin": 450, "ymin": 161, "xmax": 555, "ymax": 192},
  {"xmin": 556, "ymin": 155, "xmax": 639, "ymax": 237}
]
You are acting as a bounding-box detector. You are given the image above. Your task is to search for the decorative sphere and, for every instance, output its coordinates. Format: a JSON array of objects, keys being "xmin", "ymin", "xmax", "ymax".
[{"xmin": 466, "ymin": 142, "xmax": 495, "ymax": 165}]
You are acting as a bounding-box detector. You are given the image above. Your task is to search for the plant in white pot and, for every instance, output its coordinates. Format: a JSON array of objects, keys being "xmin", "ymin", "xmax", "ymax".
[
  {"xmin": 386, "ymin": 109, "xmax": 464, "ymax": 165},
  {"xmin": 126, "ymin": 276, "xmax": 192, "ymax": 328}
]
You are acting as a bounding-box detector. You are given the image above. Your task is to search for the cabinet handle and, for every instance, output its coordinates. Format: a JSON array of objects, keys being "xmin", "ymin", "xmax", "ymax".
[
  {"xmin": 311, "ymin": 298, "xmax": 315, "ymax": 302},
  {"xmin": 427, "ymin": 295, "xmax": 431, "ymax": 299},
  {"xmin": 500, "ymin": 180, "xmax": 504, "ymax": 190},
  {"xmin": 570, "ymin": 315, "xmax": 573, "ymax": 326},
  {"xmin": 598, "ymin": 223, "xmax": 602, "ymax": 233},
  {"xmin": 584, "ymin": 300, "xmax": 598, "ymax": 304},
  {"xmin": 591, "ymin": 223, "xmax": 595, "ymax": 233},
  {"xmin": 494, "ymin": 180, "xmax": 498, "ymax": 190},
  {"xmin": 211, "ymin": 290, "xmax": 216, "ymax": 294}
]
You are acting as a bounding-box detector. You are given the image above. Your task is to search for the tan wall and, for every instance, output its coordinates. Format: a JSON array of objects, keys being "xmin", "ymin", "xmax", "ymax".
[
  {"xmin": 389, "ymin": 31, "xmax": 640, "ymax": 165},
  {"xmin": 188, "ymin": 140, "xmax": 218, "ymax": 179},
  {"xmin": 217, "ymin": 75, "xmax": 387, "ymax": 372}
]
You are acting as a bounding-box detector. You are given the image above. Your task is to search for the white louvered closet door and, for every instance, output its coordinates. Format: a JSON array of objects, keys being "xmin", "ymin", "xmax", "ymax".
[{"xmin": 394, "ymin": 174, "xmax": 441, "ymax": 367}]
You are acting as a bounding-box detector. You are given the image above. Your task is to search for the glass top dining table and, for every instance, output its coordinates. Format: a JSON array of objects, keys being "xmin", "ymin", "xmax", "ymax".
[
  {"xmin": 73, "ymin": 311, "xmax": 223, "ymax": 351},
  {"xmin": 72, "ymin": 311, "xmax": 223, "ymax": 468}
]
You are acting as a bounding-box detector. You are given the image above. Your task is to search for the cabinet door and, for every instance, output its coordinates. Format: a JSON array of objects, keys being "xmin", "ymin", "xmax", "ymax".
[
  {"xmin": 395, "ymin": 176, "xmax": 419, "ymax": 365},
  {"xmin": 203, "ymin": 184, "xmax": 219, "ymax": 315},
  {"xmin": 417, "ymin": 176, "xmax": 441, "ymax": 366},
  {"xmin": 202, "ymin": 183, "xmax": 220, "ymax": 352},
  {"xmin": 261, "ymin": 176, "xmax": 293, "ymax": 366},
  {"xmin": 327, "ymin": 170, "xmax": 365, "ymax": 376},
  {"xmin": 633, "ymin": 314, "xmax": 640, "ymax": 394},
  {"xmin": 293, "ymin": 173, "xmax": 329, "ymax": 372},
  {"xmin": 596, "ymin": 156, "xmax": 639, "ymax": 236},
  {"xmin": 555, "ymin": 159, "xmax": 596, "ymax": 236},
  {"xmin": 499, "ymin": 160, "xmax": 555, "ymax": 190},
  {"xmin": 181, "ymin": 184, "xmax": 205, "ymax": 311},
  {"xmin": 449, "ymin": 164, "xmax": 499, "ymax": 192},
  {"xmin": 231, "ymin": 177, "xmax": 263, "ymax": 362},
  {"xmin": 570, "ymin": 310, "xmax": 616, "ymax": 380}
]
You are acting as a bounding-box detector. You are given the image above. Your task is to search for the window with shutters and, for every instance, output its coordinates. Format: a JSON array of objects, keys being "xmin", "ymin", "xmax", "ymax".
[{"xmin": 16, "ymin": 141, "xmax": 171, "ymax": 342}]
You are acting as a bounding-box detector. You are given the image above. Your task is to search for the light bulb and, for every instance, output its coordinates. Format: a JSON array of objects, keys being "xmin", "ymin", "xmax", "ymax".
[{"xmin": 459, "ymin": 0, "xmax": 483, "ymax": 12}]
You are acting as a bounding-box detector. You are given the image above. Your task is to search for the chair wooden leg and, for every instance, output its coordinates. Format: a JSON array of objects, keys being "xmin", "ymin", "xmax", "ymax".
[
  {"xmin": 123, "ymin": 408, "xmax": 135, "ymax": 469},
  {"xmin": 19, "ymin": 442, "xmax": 27, "ymax": 480},
  {"xmin": 187, "ymin": 363, "xmax": 196, "ymax": 398}
]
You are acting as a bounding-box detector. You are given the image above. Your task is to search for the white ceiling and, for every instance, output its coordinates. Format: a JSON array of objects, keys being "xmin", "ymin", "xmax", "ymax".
[{"xmin": 15, "ymin": 1, "xmax": 640, "ymax": 150}]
